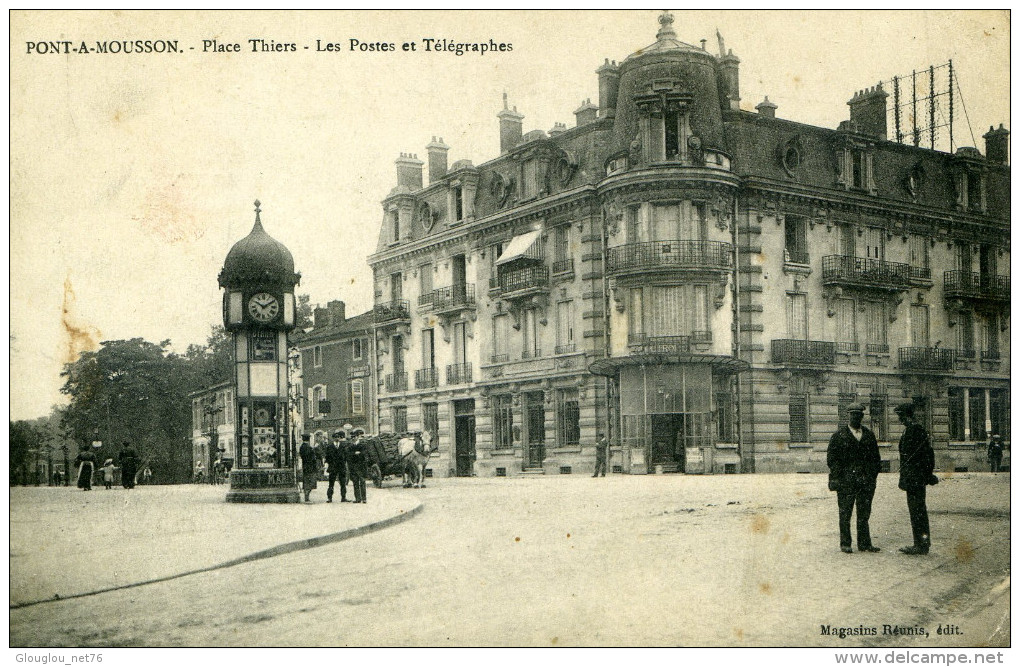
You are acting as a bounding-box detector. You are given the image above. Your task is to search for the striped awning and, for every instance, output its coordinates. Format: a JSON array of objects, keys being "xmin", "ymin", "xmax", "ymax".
[{"xmin": 495, "ymin": 230, "xmax": 543, "ymax": 265}]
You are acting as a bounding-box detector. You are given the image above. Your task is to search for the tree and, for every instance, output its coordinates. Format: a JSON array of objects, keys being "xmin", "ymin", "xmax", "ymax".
[{"xmin": 296, "ymin": 293, "xmax": 313, "ymax": 330}]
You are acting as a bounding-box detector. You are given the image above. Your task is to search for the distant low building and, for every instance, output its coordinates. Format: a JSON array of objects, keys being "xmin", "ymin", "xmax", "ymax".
[
  {"xmin": 291, "ymin": 300, "xmax": 377, "ymax": 447},
  {"xmin": 189, "ymin": 381, "xmax": 235, "ymax": 477}
]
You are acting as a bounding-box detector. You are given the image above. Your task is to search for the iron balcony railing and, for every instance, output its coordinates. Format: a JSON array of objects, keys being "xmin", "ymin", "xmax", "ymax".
[
  {"xmin": 898, "ymin": 347, "xmax": 956, "ymax": 372},
  {"xmin": 446, "ymin": 362, "xmax": 472, "ymax": 384},
  {"xmin": 494, "ymin": 265, "xmax": 550, "ymax": 294},
  {"xmin": 785, "ymin": 249, "xmax": 810, "ymax": 265},
  {"xmin": 414, "ymin": 367, "xmax": 438, "ymax": 389},
  {"xmin": 385, "ymin": 372, "xmax": 408, "ymax": 392},
  {"xmin": 554, "ymin": 343, "xmax": 576, "ymax": 355},
  {"xmin": 981, "ymin": 349, "xmax": 1001, "ymax": 361},
  {"xmin": 865, "ymin": 343, "xmax": 890, "ymax": 354},
  {"xmin": 909, "ymin": 266, "xmax": 932, "ymax": 282},
  {"xmin": 552, "ymin": 258, "xmax": 574, "ymax": 275},
  {"xmin": 943, "ymin": 271, "xmax": 1010, "ymax": 301},
  {"xmin": 607, "ymin": 240, "xmax": 732, "ymax": 275},
  {"xmin": 628, "ymin": 333, "xmax": 692, "ymax": 354},
  {"xmin": 771, "ymin": 339, "xmax": 836, "ymax": 365},
  {"xmin": 490, "ymin": 353, "xmax": 509, "ymax": 364},
  {"xmin": 373, "ymin": 299, "xmax": 410, "ymax": 323},
  {"xmin": 418, "ymin": 283, "xmax": 476, "ymax": 311},
  {"xmin": 522, "ymin": 348, "xmax": 542, "ymax": 360},
  {"xmin": 836, "ymin": 341, "xmax": 860, "ymax": 354},
  {"xmin": 822, "ymin": 255, "xmax": 911, "ymax": 290}
]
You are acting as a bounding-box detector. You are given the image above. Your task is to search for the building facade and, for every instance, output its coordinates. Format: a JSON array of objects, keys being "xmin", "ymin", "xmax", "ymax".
[
  {"xmin": 291, "ymin": 300, "xmax": 377, "ymax": 447},
  {"xmin": 368, "ymin": 13, "xmax": 1009, "ymax": 476},
  {"xmin": 190, "ymin": 380, "xmax": 236, "ymax": 478}
]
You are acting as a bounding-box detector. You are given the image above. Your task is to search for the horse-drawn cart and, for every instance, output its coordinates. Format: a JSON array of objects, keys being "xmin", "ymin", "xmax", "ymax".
[{"xmin": 362, "ymin": 432, "xmax": 406, "ymax": 488}]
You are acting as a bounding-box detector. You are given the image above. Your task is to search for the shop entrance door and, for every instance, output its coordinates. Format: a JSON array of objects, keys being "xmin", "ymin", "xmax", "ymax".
[
  {"xmin": 454, "ymin": 399, "xmax": 476, "ymax": 477},
  {"xmin": 650, "ymin": 413, "xmax": 686, "ymax": 472}
]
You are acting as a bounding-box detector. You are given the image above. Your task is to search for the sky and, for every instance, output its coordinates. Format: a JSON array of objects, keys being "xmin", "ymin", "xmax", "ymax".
[{"xmin": 9, "ymin": 9, "xmax": 1010, "ymax": 421}]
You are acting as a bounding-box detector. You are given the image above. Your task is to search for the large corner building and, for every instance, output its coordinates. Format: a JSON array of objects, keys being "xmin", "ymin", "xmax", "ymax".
[{"xmin": 367, "ymin": 13, "xmax": 1010, "ymax": 477}]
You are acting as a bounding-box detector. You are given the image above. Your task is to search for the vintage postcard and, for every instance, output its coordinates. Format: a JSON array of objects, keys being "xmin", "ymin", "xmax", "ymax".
[{"xmin": 9, "ymin": 9, "xmax": 1011, "ymax": 657}]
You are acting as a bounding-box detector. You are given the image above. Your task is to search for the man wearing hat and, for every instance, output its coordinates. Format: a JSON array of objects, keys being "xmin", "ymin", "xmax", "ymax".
[
  {"xmin": 346, "ymin": 429, "xmax": 368, "ymax": 503},
  {"xmin": 894, "ymin": 402, "xmax": 935, "ymax": 555},
  {"xmin": 324, "ymin": 430, "xmax": 350, "ymax": 503},
  {"xmin": 987, "ymin": 434, "xmax": 1004, "ymax": 473},
  {"xmin": 298, "ymin": 433, "xmax": 320, "ymax": 504},
  {"xmin": 826, "ymin": 403, "xmax": 882, "ymax": 554}
]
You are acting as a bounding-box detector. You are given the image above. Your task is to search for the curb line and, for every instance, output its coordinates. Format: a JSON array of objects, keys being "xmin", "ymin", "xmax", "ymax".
[{"xmin": 10, "ymin": 501, "xmax": 424, "ymax": 610}]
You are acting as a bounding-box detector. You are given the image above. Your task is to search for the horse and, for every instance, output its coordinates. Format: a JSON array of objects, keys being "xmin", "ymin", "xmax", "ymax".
[{"xmin": 398, "ymin": 433, "xmax": 433, "ymax": 488}]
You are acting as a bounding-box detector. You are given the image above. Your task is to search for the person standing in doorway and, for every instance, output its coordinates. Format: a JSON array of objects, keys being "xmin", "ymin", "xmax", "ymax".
[
  {"xmin": 826, "ymin": 403, "xmax": 882, "ymax": 554},
  {"xmin": 895, "ymin": 402, "xmax": 936, "ymax": 555},
  {"xmin": 325, "ymin": 430, "xmax": 349, "ymax": 503},
  {"xmin": 987, "ymin": 435, "xmax": 1004, "ymax": 473},
  {"xmin": 593, "ymin": 433, "xmax": 609, "ymax": 477},
  {"xmin": 299, "ymin": 434, "xmax": 320, "ymax": 504}
]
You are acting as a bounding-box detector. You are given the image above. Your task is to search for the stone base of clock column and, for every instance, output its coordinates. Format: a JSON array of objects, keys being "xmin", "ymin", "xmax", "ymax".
[{"xmin": 226, "ymin": 468, "xmax": 301, "ymax": 503}]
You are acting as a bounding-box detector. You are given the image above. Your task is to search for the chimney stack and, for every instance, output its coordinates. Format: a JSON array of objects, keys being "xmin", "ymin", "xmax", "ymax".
[
  {"xmin": 847, "ymin": 84, "xmax": 888, "ymax": 140},
  {"xmin": 718, "ymin": 50, "xmax": 741, "ymax": 110},
  {"xmin": 395, "ymin": 153, "xmax": 424, "ymax": 190},
  {"xmin": 327, "ymin": 300, "xmax": 346, "ymax": 326},
  {"xmin": 983, "ymin": 124, "xmax": 1009, "ymax": 165},
  {"xmin": 574, "ymin": 98, "xmax": 599, "ymax": 127},
  {"xmin": 597, "ymin": 59, "xmax": 620, "ymax": 118},
  {"xmin": 755, "ymin": 96, "xmax": 777, "ymax": 119},
  {"xmin": 498, "ymin": 92, "xmax": 524, "ymax": 153},
  {"xmin": 313, "ymin": 306, "xmax": 328, "ymax": 329},
  {"xmin": 426, "ymin": 136, "xmax": 450, "ymax": 184}
]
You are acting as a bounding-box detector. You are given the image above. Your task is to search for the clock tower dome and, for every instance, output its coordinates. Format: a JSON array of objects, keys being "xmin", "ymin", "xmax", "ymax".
[{"xmin": 218, "ymin": 201, "xmax": 302, "ymax": 502}]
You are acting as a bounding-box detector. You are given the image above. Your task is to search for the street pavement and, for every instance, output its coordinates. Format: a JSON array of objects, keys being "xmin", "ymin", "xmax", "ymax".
[
  {"xmin": 9, "ymin": 472, "xmax": 1011, "ymax": 647},
  {"xmin": 10, "ymin": 482, "xmax": 421, "ymax": 607}
]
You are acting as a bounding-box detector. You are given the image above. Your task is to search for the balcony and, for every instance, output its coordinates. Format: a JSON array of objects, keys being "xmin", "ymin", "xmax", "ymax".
[
  {"xmin": 554, "ymin": 343, "xmax": 577, "ymax": 355},
  {"xmin": 943, "ymin": 271, "xmax": 1010, "ymax": 304},
  {"xmin": 446, "ymin": 362, "xmax": 472, "ymax": 384},
  {"xmin": 418, "ymin": 284, "xmax": 476, "ymax": 315},
  {"xmin": 981, "ymin": 349, "xmax": 1001, "ymax": 362},
  {"xmin": 492, "ymin": 265, "xmax": 549, "ymax": 299},
  {"xmin": 909, "ymin": 266, "xmax": 932, "ymax": 284},
  {"xmin": 629, "ymin": 333, "xmax": 692, "ymax": 355},
  {"xmin": 822, "ymin": 255, "xmax": 911, "ymax": 291},
  {"xmin": 607, "ymin": 240, "xmax": 732, "ymax": 277},
  {"xmin": 490, "ymin": 353, "xmax": 510, "ymax": 364},
  {"xmin": 374, "ymin": 299, "xmax": 411, "ymax": 324},
  {"xmin": 385, "ymin": 372, "xmax": 408, "ymax": 392},
  {"xmin": 415, "ymin": 367, "xmax": 438, "ymax": 389},
  {"xmin": 551, "ymin": 258, "xmax": 574, "ymax": 276},
  {"xmin": 771, "ymin": 339, "xmax": 836, "ymax": 366},
  {"xmin": 898, "ymin": 347, "xmax": 956, "ymax": 372},
  {"xmin": 522, "ymin": 348, "xmax": 543, "ymax": 360}
]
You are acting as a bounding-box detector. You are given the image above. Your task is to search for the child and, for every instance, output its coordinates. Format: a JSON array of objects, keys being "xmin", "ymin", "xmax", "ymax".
[{"xmin": 101, "ymin": 458, "xmax": 117, "ymax": 490}]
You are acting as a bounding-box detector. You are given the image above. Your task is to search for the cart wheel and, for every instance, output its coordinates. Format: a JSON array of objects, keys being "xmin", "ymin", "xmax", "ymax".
[{"xmin": 371, "ymin": 464, "xmax": 382, "ymax": 488}]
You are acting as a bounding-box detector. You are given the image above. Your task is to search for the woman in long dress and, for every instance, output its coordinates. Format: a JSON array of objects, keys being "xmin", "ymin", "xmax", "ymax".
[{"xmin": 74, "ymin": 448, "xmax": 96, "ymax": 491}]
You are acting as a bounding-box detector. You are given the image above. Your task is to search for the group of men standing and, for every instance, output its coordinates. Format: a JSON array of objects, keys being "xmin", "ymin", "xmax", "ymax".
[
  {"xmin": 827, "ymin": 402, "xmax": 936, "ymax": 556},
  {"xmin": 298, "ymin": 428, "xmax": 367, "ymax": 504}
]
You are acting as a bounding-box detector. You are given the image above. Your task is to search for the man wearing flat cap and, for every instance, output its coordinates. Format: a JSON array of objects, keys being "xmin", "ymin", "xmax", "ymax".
[
  {"xmin": 324, "ymin": 430, "xmax": 349, "ymax": 503},
  {"xmin": 827, "ymin": 403, "xmax": 882, "ymax": 554},
  {"xmin": 894, "ymin": 402, "xmax": 935, "ymax": 555}
]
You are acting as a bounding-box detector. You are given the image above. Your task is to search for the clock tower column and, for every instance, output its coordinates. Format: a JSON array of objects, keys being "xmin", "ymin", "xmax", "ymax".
[{"xmin": 218, "ymin": 201, "xmax": 302, "ymax": 503}]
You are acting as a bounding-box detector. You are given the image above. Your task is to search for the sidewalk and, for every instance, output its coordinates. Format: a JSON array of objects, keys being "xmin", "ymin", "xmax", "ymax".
[{"xmin": 9, "ymin": 483, "xmax": 422, "ymax": 607}]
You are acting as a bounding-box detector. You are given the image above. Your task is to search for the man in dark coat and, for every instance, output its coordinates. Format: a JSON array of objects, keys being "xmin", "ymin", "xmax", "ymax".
[
  {"xmin": 592, "ymin": 433, "xmax": 609, "ymax": 478},
  {"xmin": 346, "ymin": 430, "xmax": 368, "ymax": 503},
  {"xmin": 826, "ymin": 403, "xmax": 882, "ymax": 554},
  {"xmin": 987, "ymin": 435, "xmax": 1004, "ymax": 473},
  {"xmin": 119, "ymin": 442, "xmax": 139, "ymax": 489},
  {"xmin": 298, "ymin": 434, "xmax": 319, "ymax": 503},
  {"xmin": 324, "ymin": 430, "xmax": 349, "ymax": 503},
  {"xmin": 895, "ymin": 402, "xmax": 935, "ymax": 555}
]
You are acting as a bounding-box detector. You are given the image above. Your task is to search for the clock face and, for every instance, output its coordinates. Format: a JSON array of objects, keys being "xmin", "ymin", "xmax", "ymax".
[
  {"xmin": 248, "ymin": 293, "xmax": 279, "ymax": 322},
  {"xmin": 253, "ymin": 407, "xmax": 272, "ymax": 427}
]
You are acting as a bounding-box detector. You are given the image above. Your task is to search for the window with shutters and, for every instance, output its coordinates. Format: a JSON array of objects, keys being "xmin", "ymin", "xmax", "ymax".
[
  {"xmin": 789, "ymin": 392, "xmax": 809, "ymax": 443},
  {"xmin": 522, "ymin": 159, "xmax": 538, "ymax": 199},
  {"xmin": 652, "ymin": 203, "xmax": 680, "ymax": 242},
  {"xmin": 835, "ymin": 298, "xmax": 857, "ymax": 352},
  {"xmin": 868, "ymin": 393, "xmax": 887, "ymax": 441},
  {"xmin": 556, "ymin": 389, "xmax": 580, "ymax": 446},
  {"xmin": 786, "ymin": 293, "xmax": 808, "ymax": 340},
  {"xmin": 421, "ymin": 328, "xmax": 435, "ymax": 370},
  {"xmin": 837, "ymin": 145, "xmax": 875, "ymax": 193},
  {"xmin": 691, "ymin": 285, "xmax": 709, "ymax": 340},
  {"xmin": 419, "ymin": 262, "xmax": 433, "ymax": 298},
  {"xmin": 864, "ymin": 301, "xmax": 888, "ymax": 353},
  {"xmin": 491, "ymin": 314, "xmax": 510, "ymax": 362},
  {"xmin": 910, "ymin": 305, "xmax": 930, "ymax": 347},
  {"xmin": 983, "ymin": 314, "xmax": 1000, "ymax": 359},
  {"xmin": 909, "ymin": 236, "xmax": 930, "ymax": 277},
  {"xmin": 840, "ymin": 225, "xmax": 856, "ymax": 257},
  {"xmin": 350, "ymin": 379, "xmax": 364, "ymax": 415},
  {"xmin": 626, "ymin": 206, "xmax": 643, "ymax": 244},
  {"xmin": 956, "ymin": 311, "xmax": 975, "ymax": 358},
  {"xmin": 453, "ymin": 186, "xmax": 464, "ymax": 221},
  {"xmin": 784, "ymin": 215, "xmax": 809, "ymax": 264},
  {"xmin": 629, "ymin": 288, "xmax": 644, "ymax": 341},
  {"xmin": 863, "ymin": 227, "xmax": 884, "ymax": 262},
  {"xmin": 556, "ymin": 300, "xmax": 575, "ymax": 354},
  {"xmin": 522, "ymin": 308, "xmax": 540, "ymax": 358},
  {"xmin": 493, "ymin": 394, "xmax": 514, "ymax": 449},
  {"xmin": 392, "ymin": 406, "xmax": 408, "ymax": 434}
]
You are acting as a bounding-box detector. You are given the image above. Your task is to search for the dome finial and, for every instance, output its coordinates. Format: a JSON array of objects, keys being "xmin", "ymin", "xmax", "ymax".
[
  {"xmin": 656, "ymin": 10, "xmax": 677, "ymax": 41},
  {"xmin": 253, "ymin": 199, "xmax": 263, "ymax": 229}
]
